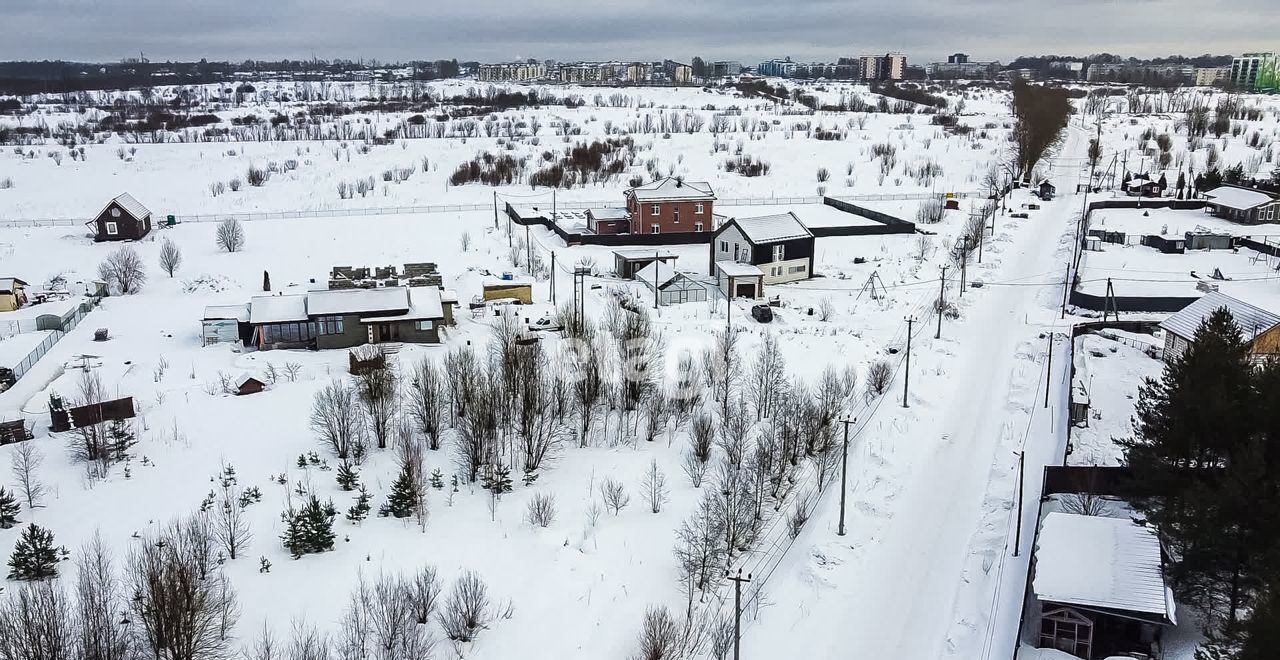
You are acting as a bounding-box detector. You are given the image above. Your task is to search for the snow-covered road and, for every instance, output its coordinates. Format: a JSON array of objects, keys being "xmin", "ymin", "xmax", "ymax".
[{"xmin": 746, "ymin": 125, "xmax": 1087, "ymax": 659}]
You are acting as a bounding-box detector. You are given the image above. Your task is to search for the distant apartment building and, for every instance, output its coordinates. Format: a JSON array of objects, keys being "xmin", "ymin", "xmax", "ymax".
[
  {"xmin": 794, "ymin": 62, "xmax": 861, "ymax": 79},
  {"xmin": 559, "ymin": 62, "xmax": 623, "ymax": 83},
  {"xmin": 927, "ymin": 60, "xmax": 1000, "ymax": 79},
  {"xmin": 861, "ymin": 53, "xmax": 907, "ymax": 81},
  {"xmin": 1194, "ymin": 66, "xmax": 1232, "ymax": 86},
  {"xmin": 1087, "ymin": 62, "xmax": 1192, "ymax": 83},
  {"xmin": 478, "ymin": 62, "xmax": 546, "ymax": 82},
  {"xmin": 626, "ymin": 62, "xmax": 654, "ymax": 82},
  {"xmin": 1048, "ymin": 61, "xmax": 1085, "ymax": 78},
  {"xmin": 663, "ymin": 60, "xmax": 693, "ymax": 83},
  {"xmin": 711, "ymin": 61, "xmax": 743, "ymax": 77},
  {"xmin": 757, "ymin": 58, "xmax": 797, "ymax": 78},
  {"xmin": 1232, "ymin": 53, "xmax": 1278, "ymax": 91},
  {"xmin": 948, "ymin": 53, "xmax": 969, "ymax": 64}
]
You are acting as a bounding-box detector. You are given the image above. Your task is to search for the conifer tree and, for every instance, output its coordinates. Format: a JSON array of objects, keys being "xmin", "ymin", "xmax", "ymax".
[
  {"xmin": 0, "ymin": 486, "xmax": 19, "ymax": 528},
  {"xmin": 380, "ymin": 464, "xmax": 419, "ymax": 519},
  {"xmin": 336, "ymin": 461, "xmax": 359, "ymax": 491},
  {"xmin": 7, "ymin": 523, "xmax": 60, "ymax": 580},
  {"xmin": 281, "ymin": 495, "xmax": 336, "ymax": 558},
  {"xmin": 347, "ymin": 485, "xmax": 371, "ymax": 522}
]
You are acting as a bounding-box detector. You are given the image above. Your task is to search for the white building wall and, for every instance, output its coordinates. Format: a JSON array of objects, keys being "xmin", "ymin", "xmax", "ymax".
[{"xmin": 759, "ymin": 257, "xmax": 810, "ymax": 285}]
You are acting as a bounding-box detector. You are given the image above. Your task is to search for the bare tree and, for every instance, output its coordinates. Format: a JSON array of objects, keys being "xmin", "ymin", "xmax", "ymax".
[
  {"xmin": 634, "ymin": 605, "xmax": 682, "ymax": 660},
  {"xmin": 354, "ymin": 355, "xmax": 398, "ymax": 451},
  {"xmin": 0, "ymin": 579, "xmax": 75, "ymax": 660},
  {"xmin": 681, "ymin": 451, "xmax": 709, "ymax": 488},
  {"xmin": 640, "ymin": 459, "xmax": 669, "ymax": 514},
  {"xmin": 455, "ymin": 372, "xmax": 500, "ymax": 483},
  {"xmin": 525, "ymin": 493, "xmax": 557, "ymax": 528},
  {"xmin": 865, "ymin": 359, "xmax": 892, "ymax": 400},
  {"xmin": 407, "ymin": 357, "xmax": 444, "ymax": 450},
  {"xmin": 212, "ymin": 467, "xmax": 251, "ymax": 561},
  {"xmin": 76, "ymin": 533, "xmax": 131, "ymax": 660},
  {"xmin": 127, "ymin": 517, "xmax": 241, "ymax": 660},
  {"xmin": 159, "ymin": 236, "xmax": 183, "ymax": 277},
  {"xmin": 438, "ymin": 571, "xmax": 490, "ymax": 642},
  {"xmin": 703, "ymin": 329, "xmax": 741, "ymax": 418},
  {"xmin": 215, "ymin": 217, "xmax": 246, "ymax": 253},
  {"xmin": 599, "ymin": 477, "xmax": 631, "ymax": 515},
  {"xmin": 310, "ymin": 381, "xmax": 366, "ymax": 461},
  {"xmin": 914, "ymin": 234, "xmax": 934, "ymax": 262},
  {"xmin": 97, "ymin": 245, "xmax": 146, "ymax": 294},
  {"xmin": 344, "ymin": 573, "xmax": 435, "ymax": 660},
  {"xmin": 10, "ymin": 441, "xmax": 46, "ymax": 508},
  {"xmin": 407, "ymin": 566, "xmax": 442, "ymax": 625}
]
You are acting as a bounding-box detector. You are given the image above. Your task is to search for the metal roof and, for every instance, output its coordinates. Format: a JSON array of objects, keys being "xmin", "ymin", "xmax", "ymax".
[
  {"xmin": 627, "ymin": 178, "xmax": 715, "ymax": 202},
  {"xmin": 1204, "ymin": 186, "xmax": 1277, "ymax": 211},
  {"xmin": 248, "ymin": 295, "xmax": 308, "ymax": 324},
  {"xmin": 1159, "ymin": 291, "xmax": 1280, "ymax": 341},
  {"xmin": 202, "ymin": 304, "xmax": 250, "ymax": 322},
  {"xmin": 715, "ymin": 260, "xmax": 764, "ymax": 277},
  {"xmin": 588, "ymin": 207, "xmax": 630, "ymax": 220},
  {"xmin": 110, "ymin": 193, "xmax": 151, "ymax": 220},
  {"xmin": 307, "ymin": 287, "xmax": 409, "ymax": 316},
  {"xmin": 634, "ymin": 261, "xmax": 682, "ymax": 289},
  {"xmin": 733, "ymin": 212, "xmax": 813, "ymax": 244},
  {"xmin": 359, "ymin": 286, "xmax": 444, "ymax": 322},
  {"xmin": 1034, "ymin": 512, "xmax": 1175, "ymax": 624}
]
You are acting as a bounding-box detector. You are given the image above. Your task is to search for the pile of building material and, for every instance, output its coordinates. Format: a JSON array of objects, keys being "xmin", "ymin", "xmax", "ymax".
[{"xmin": 328, "ymin": 263, "xmax": 442, "ymax": 289}]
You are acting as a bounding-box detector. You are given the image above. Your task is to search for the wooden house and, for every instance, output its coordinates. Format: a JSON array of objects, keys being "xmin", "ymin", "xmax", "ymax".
[
  {"xmin": 88, "ymin": 193, "xmax": 152, "ymax": 241},
  {"xmin": 1203, "ymin": 185, "xmax": 1280, "ymax": 224},
  {"xmin": 234, "ymin": 373, "xmax": 266, "ymax": 396},
  {"xmin": 0, "ymin": 278, "xmax": 29, "ymax": 312},
  {"xmin": 1038, "ymin": 181, "xmax": 1057, "ymax": 200},
  {"xmin": 1159, "ymin": 291, "xmax": 1280, "ymax": 362}
]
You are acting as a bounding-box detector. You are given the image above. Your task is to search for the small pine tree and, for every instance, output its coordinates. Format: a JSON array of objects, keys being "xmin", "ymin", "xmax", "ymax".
[
  {"xmin": 488, "ymin": 463, "xmax": 513, "ymax": 494},
  {"xmin": 347, "ymin": 485, "xmax": 371, "ymax": 522},
  {"xmin": 429, "ymin": 468, "xmax": 444, "ymax": 490},
  {"xmin": 0, "ymin": 487, "xmax": 20, "ymax": 528},
  {"xmin": 106, "ymin": 419, "xmax": 136, "ymax": 462},
  {"xmin": 263, "ymin": 270, "xmax": 271, "ymax": 292},
  {"xmin": 296, "ymin": 454, "xmax": 308, "ymax": 469},
  {"xmin": 380, "ymin": 464, "xmax": 419, "ymax": 519},
  {"xmin": 281, "ymin": 495, "xmax": 336, "ymax": 559},
  {"xmin": 7, "ymin": 524, "xmax": 60, "ymax": 580},
  {"xmin": 336, "ymin": 461, "xmax": 359, "ymax": 491}
]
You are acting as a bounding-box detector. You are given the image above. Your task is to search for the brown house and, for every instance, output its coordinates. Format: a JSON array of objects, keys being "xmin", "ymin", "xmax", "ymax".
[
  {"xmin": 625, "ymin": 178, "xmax": 716, "ymax": 234},
  {"xmin": 88, "ymin": 193, "xmax": 152, "ymax": 242},
  {"xmin": 234, "ymin": 373, "xmax": 266, "ymax": 396}
]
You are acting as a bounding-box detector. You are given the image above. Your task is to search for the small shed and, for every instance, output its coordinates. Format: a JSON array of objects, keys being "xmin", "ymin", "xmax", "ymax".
[
  {"xmin": 1140, "ymin": 235, "xmax": 1185, "ymax": 254},
  {"xmin": 1038, "ymin": 181, "xmax": 1057, "ymax": 200},
  {"xmin": 634, "ymin": 261, "xmax": 708, "ymax": 305},
  {"xmin": 1032, "ymin": 512, "xmax": 1175, "ymax": 659},
  {"xmin": 234, "ymin": 373, "xmax": 266, "ymax": 396},
  {"xmin": 715, "ymin": 261, "xmax": 765, "ymax": 299},
  {"xmin": 1183, "ymin": 230, "xmax": 1232, "ymax": 251},
  {"xmin": 202, "ymin": 304, "xmax": 252, "ymax": 346},
  {"xmin": 588, "ymin": 208, "xmax": 632, "ymax": 235},
  {"xmin": 482, "ymin": 280, "xmax": 533, "ymax": 305},
  {"xmin": 0, "ymin": 278, "xmax": 29, "ymax": 312},
  {"xmin": 88, "ymin": 193, "xmax": 152, "ymax": 242},
  {"xmin": 613, "ymin": 249, "xmax": 678, "ymax": 279},
  {"xmin": 0, "ymin": 418, "xmax": 30, "ymax": 446}
]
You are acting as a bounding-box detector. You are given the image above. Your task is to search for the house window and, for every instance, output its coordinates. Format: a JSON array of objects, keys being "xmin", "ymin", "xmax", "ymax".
[
  {"xmin": 719, "ymin": 240, "xmax": 728, "ymax": 252},
  {"xmin": 416, "ymin": 320, "xmax": 434, "ymax": 331},
  {"xmin": 788, "ymin": 265, "xmax": 807, "ymax": 274},
  {"xmin": 695, "ymin": 203, "xmax": 704, "ymax": 214},
  {"xmin": 695, "ymin": 222, "xmax": 704, "ymax": 232},
  {"xmin": 110, "ymin": 208, "xmax": 121, "ymax": 218},
  {"xmin": 673, "ymin": 209, "xmax": 680, "ymax": 224},
  {"xmin": 651, "ymin": 224, "xmax": 660, "ymax": 234},
  {"xmin": 733, "ymin": 243, "xmax": 740, "ymax": 260},
  {"xmin": 105, "ymin": 222, "xmax": 118, "ymax": 235},
  {"xmin": 772, "ymin": 245, "xmax": 785, "ymax": 262},
  {"xmin": 651, "ymin": 204, "xmax": 661, "ymax": 216},
  {"xmin": 315, "ymin": 315, "xmax": 344, "ymax": 336}
]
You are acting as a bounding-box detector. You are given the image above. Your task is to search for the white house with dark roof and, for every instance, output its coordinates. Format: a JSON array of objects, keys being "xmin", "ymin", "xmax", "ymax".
[
  {"xmin": 709, "ymin": 212, "xmax": 815, "ymax": 287},
  {"xmin": 1203, "ymin": 185, "xmax": 1280, "ymax": 224}
]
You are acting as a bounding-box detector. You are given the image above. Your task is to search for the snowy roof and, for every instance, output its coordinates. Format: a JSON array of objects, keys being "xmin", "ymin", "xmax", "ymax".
[
  {"xmin": 613, "ymin": 248, "xmax": 677, "ymax": 260},
  {"xmin": 1159, "ymin": 291, "xmax": 1280, "ymax": 340},
  {"xmin": 628, "ymin": 178, "xmax": 715, "ymax": 201},
  {"xmin": 588, "ymin": 207, "xmax": 630, "ymax": 220},
  {"xmin": 732, "ymin": 212, "xmax": 813, "ymax": 244},
  {"xmin": 1034, "ymin": 513, "xmax": 1174, "ymax": 623},
  {"xmin": 202, "ymin": 304, "xmax": 249, "ymax": 322},
  {"xmin": 634, "ymin": 261, "xmax": 682, "ymax": 289},
  {"xmin": 1204, "ymin": 186, "xmax": 1277, "ymax": 210},
  {"xmin": 440, "ymin": 289, "xmax": 459, "ymax": 305},
  {"xmin": 307, "ymin": 287, "xmax": 409, "ymax": 316},
  {"xmin": 109, "ymin": 193, "xmax": 151, "ymax": 219},
  {"xmin": 234, "ymin": 372, "xmax": 263, "ymax": 388},
  {"xmin": 248, "ymin": 295, "xmax": 308, "ymax": 324},
  {"xmin": 0, "ymin": 277, "xmax": 27, "ymax": 292},
  {"xmin": 716, "ymin": 261, "xmax": 765, "ymax": 277},
  {"xmin": 359, "ymin": 286, "xmax": 444, "ymax": 322}
]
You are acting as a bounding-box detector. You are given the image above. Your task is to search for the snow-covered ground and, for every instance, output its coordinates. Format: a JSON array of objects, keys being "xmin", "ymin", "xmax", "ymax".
[{"xmin": 1068, "ymin": 332, "xmax": 1164, "ymax": 466}]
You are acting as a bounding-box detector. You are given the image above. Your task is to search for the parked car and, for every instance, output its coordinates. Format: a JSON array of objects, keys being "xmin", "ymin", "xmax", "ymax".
[
  {"xmin": 751, "ymin": 304, "xmax": 774, "ymax": 323},
  {"xmin": 528, "ymin": 314, "xmax": 563, "ymax": 332}
]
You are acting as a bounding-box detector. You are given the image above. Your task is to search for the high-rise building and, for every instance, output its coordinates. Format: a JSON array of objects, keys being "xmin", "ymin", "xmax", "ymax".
[
  {"xmin": 1232, "ymin": 53, "xmax": 1278, "ymax": 91},
  {"xmin": 948, "ymin": 53, "xmax": 969, "ymax": 64},
  {"xmin": 757, "ymin": 58, "xmax": 797, "ymax": 78},
  {"xmin": 861, "ymin": 53, "xmax": 907, "ymax": 81}
]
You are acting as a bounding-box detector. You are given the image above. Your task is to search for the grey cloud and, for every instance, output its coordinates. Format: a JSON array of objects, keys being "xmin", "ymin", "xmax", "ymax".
[{"xmin": 3, "ymin": 0, "xmax": 1277, "ymax": 64}]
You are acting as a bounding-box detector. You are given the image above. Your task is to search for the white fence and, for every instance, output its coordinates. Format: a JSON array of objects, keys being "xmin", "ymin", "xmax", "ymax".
[{"xmin": 0, "ymin": 192, "xmax": 978, "ymax": 229}]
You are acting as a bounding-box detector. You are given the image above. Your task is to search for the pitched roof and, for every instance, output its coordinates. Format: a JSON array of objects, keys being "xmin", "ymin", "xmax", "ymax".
[
  {"xmin": 1033, "ymin": 512, "xmax": 1175, "ymax": 624},
  {"xmin": 732, "ymin": 212, "xmax": 813, "ymax": 244},
  {"xmin": 359, "ymin": 286, "xmax": 444, "ymax": 322},
  {"xmin": 307, "ymin": 287, "xmax": 409, "ymax": 316},
  {"xmin": 634, "ymin": 261, "xmax": 681, "ymax": 289},
  {"xmin": 613, "ymin": 248, "xmax": 677, "ymax": 260},
  {"xmin": 0, "ymin": 277, "xmax": 28, "ymax": 292},
  {"xmin": 588, "ymin": 207, "xmax": 630, "ymax": 220},
  {"xmin": 234, "ymin": 372, "xmax": 263, "ymax": 388},
  {"xmin": 627, "ymin": 178, "xmax": 715, "ymax": 202},
  {"xmin": 1159, "ymin": 291, "xmax": 1280, "ymax": 340},
  {"xmin": 1204, "ymin": 186, "xmax": 1277, "ymax": 210},
  {"xmin": 249, "ymin": 294, "xmax": 308, "ymax": 324},
  {"xmin": 110, "ymin": 193, "xmax": 151, "ymax": 220},
  {"xmin": 715, "ymin": 261, "xmax": 764, "ymax": 277}
]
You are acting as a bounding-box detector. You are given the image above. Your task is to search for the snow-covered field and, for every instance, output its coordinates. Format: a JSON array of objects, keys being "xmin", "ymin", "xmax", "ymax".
[{"xmin": 1068, "ymin": 332, "xmax": 1163, "ymax": 466}]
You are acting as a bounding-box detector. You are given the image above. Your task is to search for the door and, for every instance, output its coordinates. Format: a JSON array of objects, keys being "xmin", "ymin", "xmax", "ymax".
[{"xmin": 735, "ymin": 282, "xmax": 756, "ymax": 298}]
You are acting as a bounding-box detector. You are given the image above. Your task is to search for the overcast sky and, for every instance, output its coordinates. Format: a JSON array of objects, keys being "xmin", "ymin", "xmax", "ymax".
[{"xmin": 5, "ymin": 0, "xmax": 1278, "ymax": 65}]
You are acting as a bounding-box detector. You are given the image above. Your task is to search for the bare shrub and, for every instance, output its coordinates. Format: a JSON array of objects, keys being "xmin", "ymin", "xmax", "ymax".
[
  {"xmin": 865, "ymin": 359, "xmax": 892, "ymax": 399},
  {"xmin": 215, "ymin": 218, "xmax": 245, "ymax": 252},
  {"xmin": 524, "ymin": 492, "xmax": 556, "ymax": 528},
  {"xmin": 599, "ymin": 477, "xmax": 631, "ymax": 515},
  {"xmin": 311, "ymin": 381, "xmax": 366, "ymax": 461},
  {"xmin": 915, "ymin": 195, "xmax": 946, "ymax": 224},
  {"xmin": 639, "ymin": 458, "xmax": 668, "ymax": 514},
  {"xmin": 634, "ymin": 605, "xmax": 682, "ymax": 660},
  {"xmin": 158, "ymin": 237, "xmax": 183, "ymax": 277},
  {"xmin": 98, "ymin": 245, "xmax": 147, "ymax": 294},
  {"xmin": 816, "ymin": 166, "xmax": 830, "ymax": 182},
  {"xmin": 438, "ymin": 571, "xmax": 490, "ymax": 642}
]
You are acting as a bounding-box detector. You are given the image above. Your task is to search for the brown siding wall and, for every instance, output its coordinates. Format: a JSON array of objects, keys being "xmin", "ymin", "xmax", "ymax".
[{"xmin": 93, "ymin": 202, "xmax": 151, "ymax": 241}]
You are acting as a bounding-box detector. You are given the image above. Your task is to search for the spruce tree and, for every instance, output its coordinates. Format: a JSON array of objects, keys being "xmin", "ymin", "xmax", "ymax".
[
  {"xmin": 0, "ymin": 486, "xmax": 19, "ymax": 528},
  {"xmin": 281, "ymin": 495, "xmax": 336, "ymax": 558},
  {"xmin": 336, "ymin": 461, "xmax": 359, "ymax": 491},
  {"xmin": 347, "ymin": 485, "xmax": 371, "ymax": 522},
  {"xmin": 429, "ymin": 468, "xmax": 444, "ymax": 490},
  {"xmin": 489, "ymin": 463, "xmax": 513, "ymax": 494},
  {"xmin": 106, "ymin": 419, "xmax": 136, "ymax": 463},
  {"xmin": 7, "ymin": 524, "xmax": 60, "ymax": 580},
  {"xmin": 1240, "ymin": 576, "xmax": 1280, "ymax": 660},
  {"xmin": 380, "ymin": 465, "xmax": 419, "ymax": 519}
]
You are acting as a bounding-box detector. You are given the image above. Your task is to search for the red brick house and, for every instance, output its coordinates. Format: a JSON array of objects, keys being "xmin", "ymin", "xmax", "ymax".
[{"xmin": 625, "ymin": 178, "xmax": 716, "ymax": 234}]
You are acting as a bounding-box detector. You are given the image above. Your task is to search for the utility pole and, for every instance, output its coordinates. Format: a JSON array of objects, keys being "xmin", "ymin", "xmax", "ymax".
[
  {"xmin": 654, "ymin": 250, "xmax": 660, "ymax": 309},
  {"xmin": 959, "ymin": 234, "xmax": 970, "ymax": 295},
  {"xmin": 1044, "ymin": 333, "xmax": 1053, "ymax": 409},
  {"xmin": 838, "ymin": 417, "xmax": 856, "ymax": 536},
  {"xmin": 525, "ymin": 224, "xmax": 533, "ymax": 277},
  {"xmin": 727, "ymin": 569, "xmax": 752, "ymax": 660},
  {"xmin": 1013, "ymin": 450, "xmax": 1026, "ymax": 557},
  {"xmin": 550, "ymin": 252, "xmax": 556, "ymax": 305},
  {"xmin": 492, "ymin": 190, "xmax": 498, "ymax": 229},
  {"xmin": 1060, "ymin": 261, "xmax": 1071, "ymax": 319},
  {"xmin": 936, "ymin": 266, "xmax": 948, "ymax": 339},
  {"xmin": 903, "ymin": 316, "xmax": 915, "ymax": 408}
]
